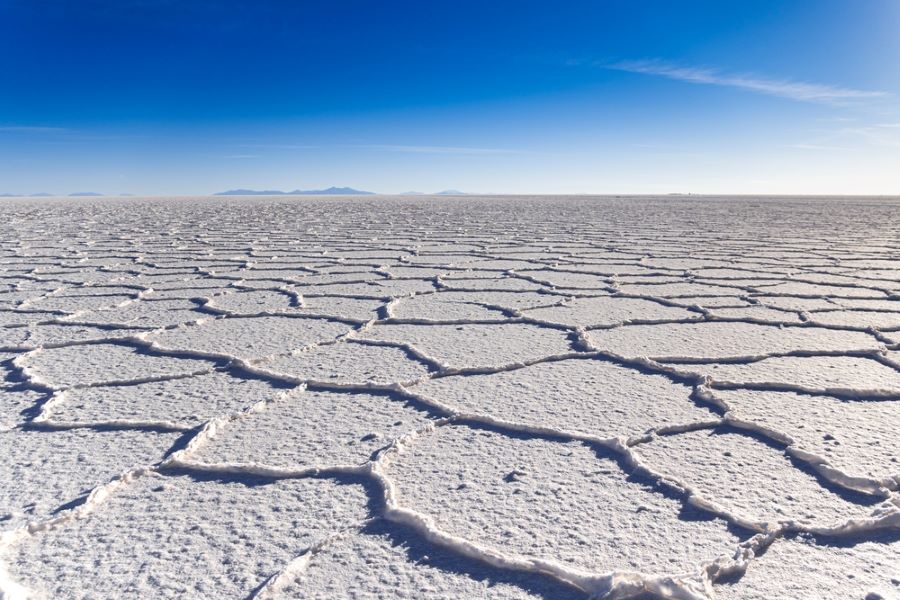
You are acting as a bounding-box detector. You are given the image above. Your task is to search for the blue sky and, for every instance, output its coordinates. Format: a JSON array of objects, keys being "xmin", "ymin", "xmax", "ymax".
[{"xmin": 1, "ymin": 0, "xmax": 898, "ymax": 195}]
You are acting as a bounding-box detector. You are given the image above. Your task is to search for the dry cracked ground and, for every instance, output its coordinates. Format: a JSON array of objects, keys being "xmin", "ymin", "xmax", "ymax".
[{"xmin": 0, "ymin": 195, "xmax": 898, "ymax": 600}]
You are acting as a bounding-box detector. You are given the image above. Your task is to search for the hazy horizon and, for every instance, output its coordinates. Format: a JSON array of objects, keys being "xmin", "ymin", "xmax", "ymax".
[{"xmin": 6, "ymin": 192, "xmax": 900, "ymax": 199}]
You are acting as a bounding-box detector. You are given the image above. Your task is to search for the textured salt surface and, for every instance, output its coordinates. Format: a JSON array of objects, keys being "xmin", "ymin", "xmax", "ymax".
[
  {"xmin": 146, "ymin": 315, "xmax": 352, "ymax": 360},
  {"xmin": 587, "ymin": 321, "xmax": 882, "ymax": 360},
  {"xmin": 6, "ymin": 475, "xmax": 370, "ymax": 598},
  {"xmin": 712, "ymin": 388, "xmax": 900, "ymax": 484},
  {"xmin": 385, "ymin": 424, "xmax": 743, "ymax": 576},
  {"xmin": 46, "ymin": 371, "xmax": 287, "ymax": 429},
  {"xmin": 256, "ymin": 340, "xmax": 432, "ymax": 385},
  {"xmin": 15, "ymin": 343, "xmax": 212, "ymax": 388},
  {"xmin": 193, "ymin": 388, "xmax": 436, "ymax": 469},
  {"xmin": 410, "ymin": 358, "xmax": 715, "ymax": 438},
  {"xmin": 666, "ymin": 355, "xmax": 900, "ymax": 397},
  {"xmin": 714, "ymin": 533, "xmax": 899, "ymax": 600},
  {"xmin": 523, "ymin": 296, "xmax": 697, "ymax": 327},
  {"xmin": 0, "ymin": 428, "xmax": 180, "ymax": 527},
  {"xmin": 0, "ymin": 195, "xmax": 898, "ymax": 599},
  {"xmin": 630, "ymin": 429, "xmax": 884, "ymax": 528},
  {"xmin": 280, "ymin": 528, "xmax": 567, "ymax": 599},
  {"xmin": 360, "ymin": 322, "xmax": 574, "ymax": 370}
]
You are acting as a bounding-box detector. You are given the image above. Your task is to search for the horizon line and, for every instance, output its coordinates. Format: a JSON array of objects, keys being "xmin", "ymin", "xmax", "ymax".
[{"xmin": 4, "ymin": 192, "xmax": 900, "ymax": 198}]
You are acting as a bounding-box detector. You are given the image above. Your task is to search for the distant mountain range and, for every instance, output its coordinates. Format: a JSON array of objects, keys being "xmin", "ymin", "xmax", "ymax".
[
  {"xmin": 69, "ymin": 192, "xmax": 105, "ymax": 197},
  {"xmin": 399, "ymin": 190, "xmax": 470, "ymax": 196},
  {"xmin": 215, "ymin": 187, "xmax": 376, "ymax": 196}
]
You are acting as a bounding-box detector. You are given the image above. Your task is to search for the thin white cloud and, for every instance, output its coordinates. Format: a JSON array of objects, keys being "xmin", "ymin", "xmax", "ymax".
[
  {"xmin": 607, "ymin": 59, "xmax": 886, "ymax": 103},
  {"xmin": 833, "ymin": 125, "xmax": 900, "ymax": 148},
  {"xmin": 787, "ymin": 143, "xmax": 852, "ymax": 151},
  {"xmin": 0, "ymin": 125, "xmax": 70, "ymax": 133},
  {"xmin": 355, "ymin": 144, "xmax": 521, "ymax": 155},
  {"xmin": 234, "ymin": 143, "xmax": 522, "ymax": 155},
  {"xmin": 236, "ymin": 143, "xmax": 321, "ymax": 149},
  {"xmin": 793, "ymin": 121, "xmax": 900, "ymax": 151}
]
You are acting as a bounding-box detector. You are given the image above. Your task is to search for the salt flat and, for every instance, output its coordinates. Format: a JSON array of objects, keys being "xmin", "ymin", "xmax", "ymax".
[{"xmin": 0, "ymin": 195, "xmax": 898, "ymax": 599}]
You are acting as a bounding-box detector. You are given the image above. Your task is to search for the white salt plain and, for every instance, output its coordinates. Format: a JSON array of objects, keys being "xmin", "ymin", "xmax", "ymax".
[{"xmin": 0, "ymin": 195, "xmax": 898, "ymax": 599}]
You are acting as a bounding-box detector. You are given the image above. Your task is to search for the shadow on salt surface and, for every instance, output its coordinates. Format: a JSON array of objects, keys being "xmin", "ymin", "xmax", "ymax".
[
  {"xmin": 165, "ymin": 463, "xmax": 374, "ymax": 490},
  {"xmin": 796, "ymin": 526, "xmax": 900, "ymax": 549},
  {"xmin": 0, "ymin": 427, "xmax": 183, "ymax": 527},
  {"xmin": 0, "ymin": 386, "xmax": 46, "ymax": 427},
  {"xmin": 387, "ymin": 420, "xmax": 750, "ymax": 580},
  {"xmin": 1, "ymin": 357, "xmax": 53, "ymax": 422},
  {"xmin": 579, "ymin": 438, "xmax": 756, "ymax": 541},
  {"xmin": 650, "ymin": 424, "xmax": 884, "ymax": 509},
  {"xmin": 713, "ymin": 530, "xmax": 900, "ymax": 599},
  {"xmin": 710, "ymin": 425, "xmax": 884, "ymax": 505},
  {"xmin": 131, "ymin": 342, "xmax": 302, "ymax": 391},
  {"xmin": 351, "ymin": 519, "xmax": 585, "ymax": 600},
  {"xmin": 43, "ymin": 427, "xmax": 200, "ymax": 517},
  {"xmin": 170, "ymin": 467, "xmax": 584, "ymax": 599}
]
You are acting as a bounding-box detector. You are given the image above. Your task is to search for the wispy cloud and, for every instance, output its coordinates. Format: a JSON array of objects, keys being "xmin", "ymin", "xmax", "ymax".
[
  {"xmin": 355, "ymin": 144, "xmax": 521, "ymax": 155},
  {"xmin": 607, "ymin": 59, "xmax": 887, "ymax": 104},
  {"xmin": 234, "ymin": 143, "xmax": 523, "ymax": 155},
  {"xmin": 629, "ymin": 142, "xmax": 709, "ymax": 158},
  {"xmin": 235, "ymin": 143, "xmax": 321, "ymax": 150},
  {"xmin": 787, "ymin": 143, "xmax": 853, "ymax": 151},
  {"xmin": 831, "ymin": 125, "xmax": 900, "ymax": 148},
  {"xmin": 791, "ymin": 120, "xmax": 900, "ymax": 151},
  {"xmin": 0, "ymin": 125, "xmax": 71, "ymax": 133}
]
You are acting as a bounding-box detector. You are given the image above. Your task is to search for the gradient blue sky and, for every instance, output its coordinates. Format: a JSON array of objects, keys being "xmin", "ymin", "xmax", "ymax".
[{"xmin": 2, "ymin": 0, "xmax": 899, "ymax": 195}]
